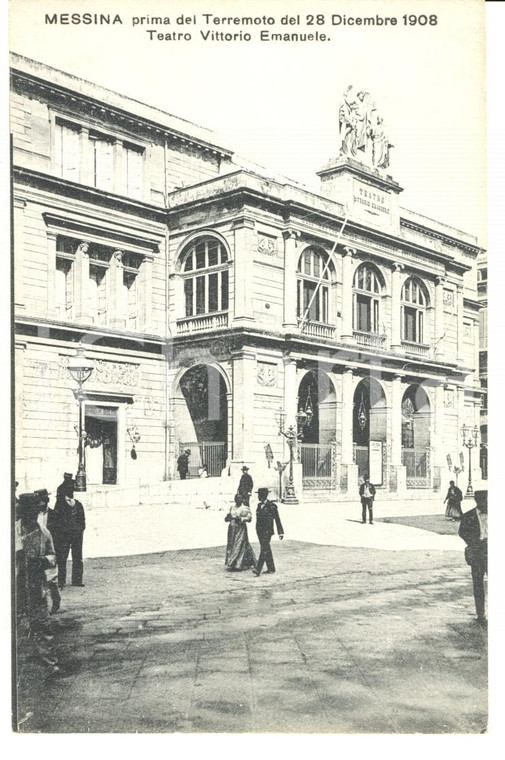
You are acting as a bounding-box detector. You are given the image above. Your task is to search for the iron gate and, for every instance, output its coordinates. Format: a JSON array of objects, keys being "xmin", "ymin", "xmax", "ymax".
[
  {"xmin": 179, "ymin": 441, "xmax": 226, "ymax": 478},
  {"xmin": 402, "ymin": 447, "xmax": 431, "ymax": 489},
  {"xmin": 300, "ymin": 443, "xmax": 336, "ymax": 490}
]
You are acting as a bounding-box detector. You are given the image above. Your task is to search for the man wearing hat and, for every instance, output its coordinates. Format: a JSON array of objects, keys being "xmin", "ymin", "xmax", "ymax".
[
  {"xmin": 177, "ymin": 448, "xmax": 191, "ymax": 480},
  {"xmin": 55, "ymin": 472, "xmax": 74, "ymax": 508},
  {"xmin": 15, "ymin": 492, "xmax": 59, "ymax": 674},
  {"xmin": 34, "ymin": 489, "xmax": 61, "ymax": 614},
  {"xmin": 253, "ymin": 487, "xmax": 284, "ymax": 576},
  {"xmin": 237, "ymin": 466, "xmax": 254, "ymax": 506},
  {"xmin": 459, "ymin": 490, "xmax": 488, "ymax": 624}
]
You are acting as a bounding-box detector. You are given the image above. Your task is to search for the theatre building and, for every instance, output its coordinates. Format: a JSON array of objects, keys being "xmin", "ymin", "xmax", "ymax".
[{"xmin": 11, "ymin": 54, "xmax": 484, "ymax": 505}]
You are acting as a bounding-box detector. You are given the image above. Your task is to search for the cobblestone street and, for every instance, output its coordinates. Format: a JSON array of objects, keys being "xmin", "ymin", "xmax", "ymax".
[{"xmin": 15, "ymin": 531, "xmax": 488, "ymax": 734}]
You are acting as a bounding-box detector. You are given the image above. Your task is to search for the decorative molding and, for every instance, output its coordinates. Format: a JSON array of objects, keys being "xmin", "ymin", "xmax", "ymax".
[{"xmin": 257, "ymin": 362, "xmax": 277, "ymax": 387}]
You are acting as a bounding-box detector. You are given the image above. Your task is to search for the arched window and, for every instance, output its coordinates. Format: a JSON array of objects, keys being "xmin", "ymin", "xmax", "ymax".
[
  {"xmin": 297, "ymin": 247, "xmax": 335, "ymax": 323},
  {"xmin": 353, "ymin": 263, "xmax": 384, "ymax": 334},
  {"xmin": 180, "ymin": 237, "xmax": 229, "ymax": 317},
  {"xmin": 402, "ymin": 277, "xmax": 428, "ymax": 343}
]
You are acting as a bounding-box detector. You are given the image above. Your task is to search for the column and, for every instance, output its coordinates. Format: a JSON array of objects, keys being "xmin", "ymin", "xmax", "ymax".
[
  {"xmin": 283, "ymin": 356, "xmax": 298, "ymax": 429},
  {"xmin": 14, "ymin": 341, "xmax": 27, "ymax": 488},
  {"xmin": 340, "ymin": 247, "xmax": 354, "ymax": 342},
  {"xmin": 232, "ymin": 217, "xmax": 255, "ymax": 324},
  {"xmin": 13, "ymin": 197, "xmax": 26, "ymax": 310},
  {"xmin": 231, "ymin": 350, "xmax": 256, "ymax": 467},
  {"xmin": 390, "ymin": 373, "xmax": 406, "ymax": 494},
  {"xmin": 341, "ymin": 367, "xmax": 358, "ymax": 493},
  {"xmin": 390, "ymin": 263, "xmax": 404, "ymax": 351},
  {"xmin": 73, "ymin": 242, "xmax": 90, "ymax": 321},
  {"xmin": 108, "ymin": 251, "xmax": 125, "ymax": 327},
  {"xmin": 434, "ymin": 276, "xmax": 445, "ymax": 361},
  {"xmin": 282, "ymin": 230, "xmax": 299, "ymax": 329},
  {"xmin": 46, "ymin": 232, "xmax": 58, "ymax": 317}
]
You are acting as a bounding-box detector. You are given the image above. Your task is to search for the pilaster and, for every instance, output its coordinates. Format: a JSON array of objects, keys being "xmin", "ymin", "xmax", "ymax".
[
  {"xmin": 231, "ymin": 349, "xmax": 256, "ymax": 466},
  {"xmin": 46, "ymin": 232, "xmax": 58, "ymax": 318},
  {"xmin": 232, "ymin": 217, "xmax": 255, "ymax": 324},
  {"xmin": 434, "ymin": 276, "xmax": 445, "ymax": 361},
  {"xmin": 108, "ymin": 251, "xmax": 125, "ymax": 327},
  {"xmin": 341, "ymin": 247, "xmax": 355, "ymax": 341},
  {"xmin": 13, "ymin": 197, "xmax": 26, "ymax": 310},
  {"xmin": 282, "ymin": 230, "xmax": 300, "ymax": 329},
  {"xmin": 391, "ymin": 263, "xmax": 404, "ymax": 351}
]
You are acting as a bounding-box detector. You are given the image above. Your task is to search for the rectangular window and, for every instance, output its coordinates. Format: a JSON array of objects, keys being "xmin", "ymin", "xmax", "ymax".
[
  {"xmin": 184, "ymin": 279, "xmax": 193, "ymax": 317},
  {"xmin": 321, "ymin": 286, "xmax": 329, "ymax": 323},
  {"xmin": 91, "ymin": 135, "xmax": 114, "ymax": 191},
  {"xmin": 356, "ymin": 294, "xmax": 371, "ymax": 332},
  {"xmin": 55, "ymin": 258, "xmax": 73, "ymax": 319},
  {"xmin": 303, "ymin": 281, "xmax": 318, "ymax": 322},
  {"xmin": 55, "ymin": 121, "xmax": 80, "ymax": 181},
  {"xmin": 208, "ymin": 273, "xmax": 219, "ymax": 313},
  {"xmin": 404, "ymin": 306, "xmax": 417, "ymax": 342},
  {"xmin": 123, "ymin": 145, "xmax": 143, "ymax": 199},
  {"xmin": 221, "ymin": 270, "xmax": 229, "ymax": 311},
  {"xmin": 195, "ymin": 276, "xmax": 205, "ymax": 314},
  {"xmin": 89, "ymin": 267, "xmax": 107, "ymax": 324},
  {"xmin": 123, "ymin": 272, "xmax": 138, "ymax": 330}
]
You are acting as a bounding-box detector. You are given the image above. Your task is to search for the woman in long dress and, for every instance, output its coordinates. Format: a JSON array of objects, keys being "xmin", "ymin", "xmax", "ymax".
[
  {"xmin": 444, "ymin": 480, "xmax": 463, "ymax": 520},
  {"xmin": 224, "ymin": 494, "xmax": 257, "ymax": 571}
]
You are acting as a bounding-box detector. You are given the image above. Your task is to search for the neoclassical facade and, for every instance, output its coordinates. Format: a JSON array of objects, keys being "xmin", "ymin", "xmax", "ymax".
[{"xmin": 12, "ymin": 54, "xmax": 484, "ymax": 503}]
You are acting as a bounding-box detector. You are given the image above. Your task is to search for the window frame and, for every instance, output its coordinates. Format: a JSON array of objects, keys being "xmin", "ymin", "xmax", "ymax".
[
  {"xmin": 180, "ymin": 237, "xmax": 230, "ymax": 318},
  {"xmin": 352, "ymin": 262, "xmax": 384, "ymax": 335},
  {"xmin": 401, "ymin": 277, "xmax": 428, "ymax": 344},
  {"xmin": 296, "ymin": 247, "xmax": 334, "ymax": 325}
]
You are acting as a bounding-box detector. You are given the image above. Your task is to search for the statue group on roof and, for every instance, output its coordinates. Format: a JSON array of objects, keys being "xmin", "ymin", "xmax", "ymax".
[{"xmin": 339, "ymin": 85, "xmax": 393, "ymax": 169}]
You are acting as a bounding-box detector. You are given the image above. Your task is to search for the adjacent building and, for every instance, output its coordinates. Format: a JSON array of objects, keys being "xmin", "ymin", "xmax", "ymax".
[{"xmin": 11, "ymin": 54, "xmax": 484, "ymax": 505}]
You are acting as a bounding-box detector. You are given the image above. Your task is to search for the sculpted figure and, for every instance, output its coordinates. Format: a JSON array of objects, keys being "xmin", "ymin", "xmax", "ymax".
[
  {"xmin": 338, "ymin": 85, "xmax": 358, "ymax": 157},
  {"xmin": 371, "ymin": 111, "xmax": 393, "ymax": 169},
  {"xmin": 355, "ymin": 91, "xmax": 374, "ymax": 154}
]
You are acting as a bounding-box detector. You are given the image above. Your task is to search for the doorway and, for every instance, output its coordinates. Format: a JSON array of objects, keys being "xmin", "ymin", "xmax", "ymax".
[{"xmin": 85, "ymin": 406, "xmax": 118, "ymax": 485}]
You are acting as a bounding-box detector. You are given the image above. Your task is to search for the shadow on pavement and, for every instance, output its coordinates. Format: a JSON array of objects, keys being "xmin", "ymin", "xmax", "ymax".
[{"xmin": 376, "ymin": 514, "xmax": 462, "ymax": 536}]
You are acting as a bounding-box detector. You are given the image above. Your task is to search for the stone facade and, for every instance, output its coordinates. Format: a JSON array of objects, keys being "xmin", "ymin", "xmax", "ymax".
[{"xmin": 12, "ymin": 53, "xmax": 484, "ymax": 503}]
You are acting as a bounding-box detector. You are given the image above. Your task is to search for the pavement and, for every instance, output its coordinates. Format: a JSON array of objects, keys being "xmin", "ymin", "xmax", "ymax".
[{"xmin": 14, "ymin": 501, "xmax": 488, "ymax": 735}]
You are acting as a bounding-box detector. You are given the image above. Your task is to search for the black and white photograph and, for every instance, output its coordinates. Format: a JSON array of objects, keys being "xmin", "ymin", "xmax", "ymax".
[{"xmin": 7, "ymin": 0, "xmax": 497, "ymax": 739}]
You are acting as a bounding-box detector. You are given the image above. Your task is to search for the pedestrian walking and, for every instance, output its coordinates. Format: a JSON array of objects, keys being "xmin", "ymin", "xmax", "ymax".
[
  {"xmin": 224, "ymin": 494, "xmax": 257, "ymax": 571},
  {"xmin": 459, "ymin": 489, "xmax": 488, "ymax": 624},
  {"xmin": 252, "ymin": 487, "xmax": 284, "ymax": 576},
  {"xmin": 15, "ymin": 492, "xmax": 59, "ymax": 675},
  {"xmin": 53, "ymin": 490, "xmax": 86, "ymax": 588},
  {"xmin": 177, "ymin": 448, "xmax": 191, "ymax": 480},
  {"xmin": 34, "ymin": 488, "xmax": 61, "ymax": 614},
  {"xmin": 237, "ymin": 465, "xmax": 253, "ymax": 506},
  {"xmin": 359, "ymin": 475, "xmax": 376, "ymax": 524},
  {"xmin": 444, "ymin": 480, "xmax": 463, "ymax": 520}
]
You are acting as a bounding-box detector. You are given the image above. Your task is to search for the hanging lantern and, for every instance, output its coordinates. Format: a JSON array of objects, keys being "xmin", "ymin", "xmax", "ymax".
[{"xmin": 358, "ymin": 394, "xmax": 367, "ymax": 430}]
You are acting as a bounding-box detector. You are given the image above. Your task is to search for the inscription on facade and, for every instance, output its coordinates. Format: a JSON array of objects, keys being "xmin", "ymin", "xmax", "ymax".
[
  {"xmin": 257, "ymin": 362, "xmax": 277, "ymax": 387},
  {"xmin": 353, "ymin": 179, "xmax": 391, "ymax": 218}
]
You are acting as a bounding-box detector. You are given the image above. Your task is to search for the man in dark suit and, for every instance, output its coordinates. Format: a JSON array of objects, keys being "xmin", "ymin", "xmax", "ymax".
[
  {"xmin": 177, "ymin": 449, "xmax": 191, "ymax": 480},
  {"xmin": 253, "ymin": 487, "xmax": 284, "ymax": 576},
  {"xmin": 459, "ymin": 489, "xmax": 488, "ymax": 624},
  {"xmin": 359, "ymin": 475, "xmax": 376, "ymax": 524},
  {"xmin": 55, "ymin": 472, "xmax": 74, "ymax": 508},
  {"xmin": 237, "ymin": 466, "xmax": 253, "ymax": 506},
  {"xmin": 53, "ymin": 490, "xmax": 86, "ymax": 588}
]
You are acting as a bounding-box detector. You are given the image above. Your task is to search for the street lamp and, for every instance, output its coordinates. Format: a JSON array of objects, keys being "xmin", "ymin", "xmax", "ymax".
[
  {"xmin": 68, "ymin": 344, "xmax": 94, "ymax": 492},
  {"xmin": 276, "ymin": 405, "xmax": 313, "ymax": 504},
  {"xmin": 462, "ymin": 424, "xmax": 479, "ymax": 496}
]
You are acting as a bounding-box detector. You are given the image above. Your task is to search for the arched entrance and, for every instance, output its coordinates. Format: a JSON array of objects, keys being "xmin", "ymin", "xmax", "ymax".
[
  {"xmin": 174, "ymin": 364, "xmax": 228, "ymax": 477},
  {"xmin": 401, "ymin": 384, "xmax": 431, "ymax": 488},
  {"xmin": 298, "ymin": 371, "xmax": 337, "ymax": 490},
  {"xmin": 353, "ymin": 377, "xmax": 387, "ymax": 484}
]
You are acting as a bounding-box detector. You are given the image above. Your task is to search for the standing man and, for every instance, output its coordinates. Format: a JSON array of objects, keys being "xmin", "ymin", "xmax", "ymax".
[
  {"xmin": 177, "ymin": 448, "xmax": 191, "ymax": 480},
  {"xmin": 253, "ymin": 487, "xmax": 284, "ymax": 576},
  {"xmin": 237, "ymin": 466, "xmax": 253, "ymax": 506},
  {"xmin": 54, "ymin": 490, "xmax": 86, "ymax": 588},
  {"xmin": 15, "ymin": 492, "xmax": 59, "ymax": 675},
  {"xmin": 459, "ymin": 490, "xmax": 488, "ymax": 624},
  {"xmin": 33, "ymin": 488, "xmax": 61, "ymax": 614},
  {"xmin": 55, "ymin": 472, "xmax": 74, "ymax": 507},
  {"xmin": 359, "ymin": 475, "xmax": 376, "ymax": 524}
]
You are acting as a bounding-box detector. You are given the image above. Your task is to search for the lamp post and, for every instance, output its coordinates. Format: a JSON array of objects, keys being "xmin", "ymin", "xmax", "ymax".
[
  {"xmin": 446, "ymin": 452, "xmax": 465, "ymax": 487},
  {"xmin": 462, "ymin": 424, "xmax": 479, "ymax": 496},
  {"xmin": 68, "ymin": 344, "xmax": 94, "ymax": 492},
  {"xmin": 275, "ymin": 405, "xmax": 313, "ymax": 504}
]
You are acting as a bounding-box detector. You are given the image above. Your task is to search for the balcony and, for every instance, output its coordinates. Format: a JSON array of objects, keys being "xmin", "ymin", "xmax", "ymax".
[
  {"xmin": 353, "ymin": 330, "xmax": 386, "ymax": 349},
  {"xmin": 298, "ymin": 320, "xmax": 336, "ymax": 340},
  {"xmin": 401, "ymin": 340, "xmax": 431, "ymax": 358},
  {"xmin": 176, "ymin": 311, "xmax": 228, "ymax": 334}
]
